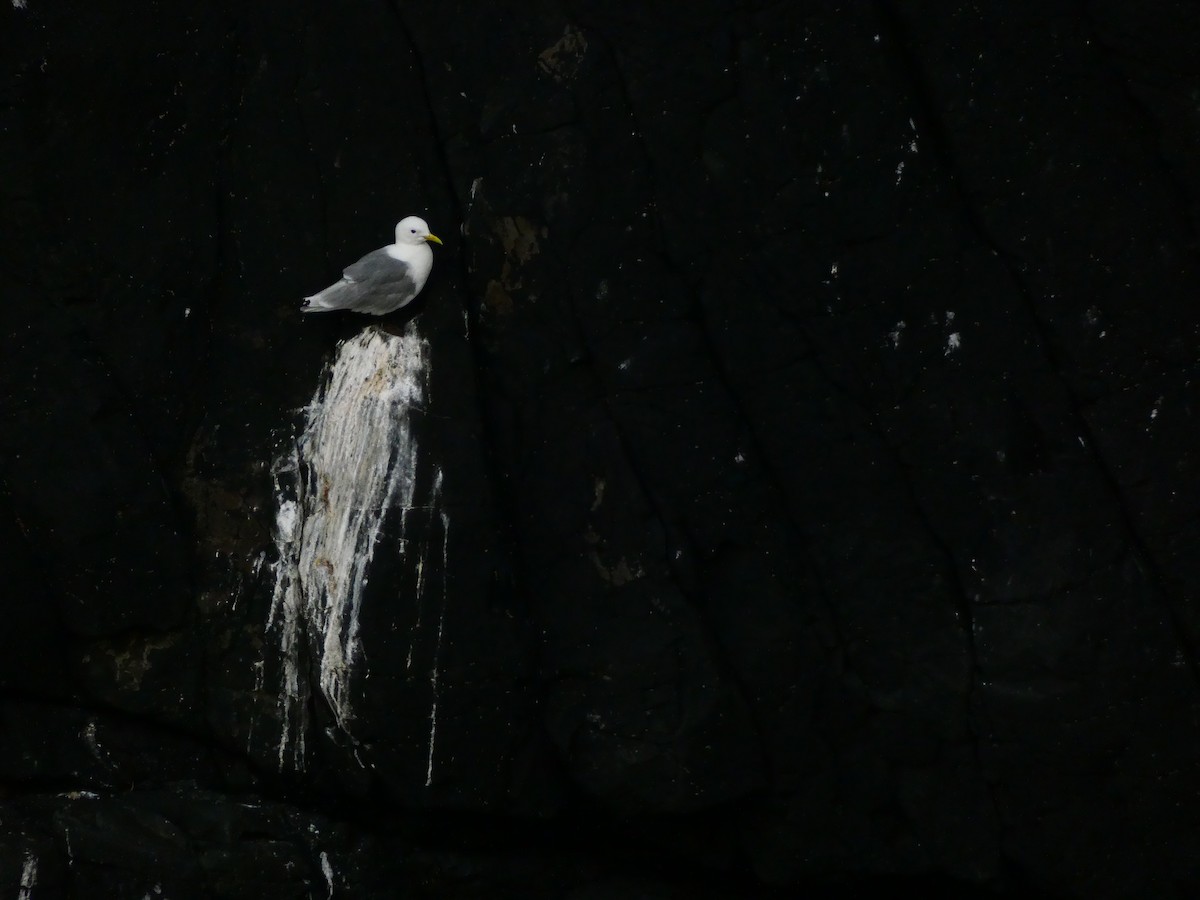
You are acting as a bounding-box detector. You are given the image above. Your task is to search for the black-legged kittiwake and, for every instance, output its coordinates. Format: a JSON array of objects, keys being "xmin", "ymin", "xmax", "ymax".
[{"xmin": 301, "ymin": 216, "xmax": 443, "ymax": 315}]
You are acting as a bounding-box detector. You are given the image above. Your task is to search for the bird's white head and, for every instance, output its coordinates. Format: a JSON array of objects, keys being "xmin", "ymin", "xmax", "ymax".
[{"xmin": 395, "ymin": 215, "xmax": 443, "ymax": 247}]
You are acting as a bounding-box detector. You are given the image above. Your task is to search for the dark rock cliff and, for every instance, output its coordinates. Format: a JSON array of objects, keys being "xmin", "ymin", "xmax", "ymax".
[{"xmin": 2, "ymin": 1, "xmax": 1199, "ymax": 897}]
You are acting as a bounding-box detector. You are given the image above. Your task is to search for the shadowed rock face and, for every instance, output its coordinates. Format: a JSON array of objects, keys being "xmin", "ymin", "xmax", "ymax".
[{"xmin": 2, "ymin": 0, "xmax": 1199, "ymax": 897}]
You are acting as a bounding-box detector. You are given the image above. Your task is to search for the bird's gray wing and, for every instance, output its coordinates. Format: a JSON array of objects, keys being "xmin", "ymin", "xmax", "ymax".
[{"xmin": 339, "ymin": 248, "xmax": 419, "ymax": 314}]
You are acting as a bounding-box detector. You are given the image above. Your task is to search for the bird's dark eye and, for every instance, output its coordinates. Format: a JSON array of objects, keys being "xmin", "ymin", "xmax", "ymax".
[{"xmin": 410, "ymin": 228, "xmax": 417, "ymax": 234}]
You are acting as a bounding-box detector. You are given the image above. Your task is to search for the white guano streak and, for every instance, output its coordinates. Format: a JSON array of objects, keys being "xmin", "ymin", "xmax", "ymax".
[
  {"xmin": 19, "ymin": 851, "xmax": 37, "ymax": 900},
  {"xmin": 319, "ymin": 850, "xmax": 335, "ymax": 898},
  {"xmin": 424, "ymin": 474, "xmax": 449, "ymax": 788},
  {"xmin": 269, "ymin": 324, "xmax": 430, "ymax": 769}
]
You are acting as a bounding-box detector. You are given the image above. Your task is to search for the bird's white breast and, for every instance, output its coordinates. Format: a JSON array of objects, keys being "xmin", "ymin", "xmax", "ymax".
[{"xmin": 386, "ymin": 241, "xmax": 434, "ymax": 290}]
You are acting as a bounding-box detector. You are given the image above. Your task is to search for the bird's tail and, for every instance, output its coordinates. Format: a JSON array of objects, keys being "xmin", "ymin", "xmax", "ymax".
[{"xmin": 300, "ymin": 284, "xmax": 345, "ymax": 313}]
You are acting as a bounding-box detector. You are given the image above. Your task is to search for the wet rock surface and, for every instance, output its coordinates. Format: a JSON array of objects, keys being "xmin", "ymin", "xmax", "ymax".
[{"xmin": 2, "ymin": 1, "xmax": 1199, "ymax": 897}]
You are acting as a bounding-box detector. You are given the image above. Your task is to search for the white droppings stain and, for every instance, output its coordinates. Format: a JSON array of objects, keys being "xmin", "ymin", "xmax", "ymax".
[
  {"xmin": 888, "ymin": 320, "xmax": 906, "ymax": 348},
  {"xmin": 12, "ymin": 0, "xmax": 28, "ymax": 10},
  {"xmin": 83, "ymin": 719, "xmax": 104, "ymax": 764},
  {"xmin": 1149, "ymin": 395, "xmax": 1163, "ymax": 424},
  {"xmin": 183, "ymin": 307, "xmax": 191, "ymax": 318},
  {"xmin": 275, "ymin": 500, "xmax": 299, "ymax": 542},
  {"xmin": 267, "ymin": 443, "xmax": 307, "ymax": 771},
  {"xmin": 18, "ymin": 851, "xmax": 37, "ymax": 900},
  {"xmin": 895, "ymin": 160, "xmax": 905, "ymax": 184},
  {"xmin": 463, "ymin": 177, "xmax": 484, "ymax": 236},
  {"xmin": 267, "ymin": 324, "xmax": 431, "ymax": 769},
  {"xmin": 403, "ymin": 470, "xmax": 446, "ymax": 674},
  {"xmin": 320, "ymin": 851, "xmax": 335, "ymax": 898},
  {"xmin": 425, "ymin": 500, "xmax": 450, "ymax": 789},
  {"xmin": 407, "ymin": 557, "xmax": 426, "ymax": 670},
  {"xmin": 942, "ymin": 311, "xmax": 961, "ymax": 355},
  {"xmin": 829, "ymin": 261, "xmax": 839, "ymax": 277},
  {"xmin": 618, "ymin": 358, "xmax": 631, "ymax": 371}
]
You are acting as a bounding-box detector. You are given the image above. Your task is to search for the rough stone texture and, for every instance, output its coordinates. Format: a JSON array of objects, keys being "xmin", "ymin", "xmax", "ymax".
[{"xmin": 2, "ymin": 0, "xmax": 1199, "ymax": 897}]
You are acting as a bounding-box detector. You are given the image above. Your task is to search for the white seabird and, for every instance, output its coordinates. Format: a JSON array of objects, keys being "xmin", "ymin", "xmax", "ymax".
[{"xmin": 302, "ymin": 216, "xmax": 443, "ymax": 315}]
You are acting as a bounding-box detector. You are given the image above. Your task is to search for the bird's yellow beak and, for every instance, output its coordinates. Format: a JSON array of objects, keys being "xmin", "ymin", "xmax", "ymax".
[{"xmin": 425, "ymin": 233, "xmax": 443, "ymax": 245}]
